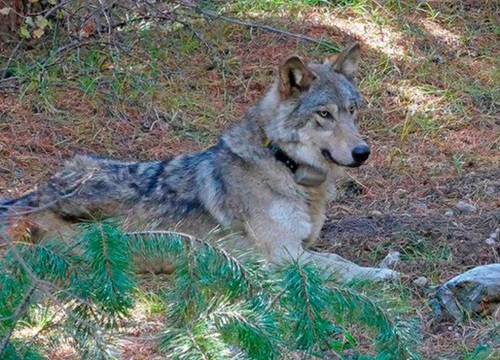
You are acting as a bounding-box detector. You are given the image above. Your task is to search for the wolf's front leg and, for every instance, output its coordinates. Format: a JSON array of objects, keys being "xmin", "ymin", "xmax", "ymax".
[
  {"xmin": 301, "ymin": 250, "xmax": 399, "ymax": 282},
  {"xmin": 245, "ymin": 219, "xmax": 398, "ymax": 282}
]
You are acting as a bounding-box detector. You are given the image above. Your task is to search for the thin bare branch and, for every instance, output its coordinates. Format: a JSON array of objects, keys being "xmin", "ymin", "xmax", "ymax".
[
  {"xmin": 1, "ymin": 39, "xmax": 24, "ymax": 81},
  {"xmin": 179, "ymin": 2, "xmax": 340, "ymax": 51},
  {"xmin": 0, "ymin": 285, "xmax": 36, "ymax": 352}
]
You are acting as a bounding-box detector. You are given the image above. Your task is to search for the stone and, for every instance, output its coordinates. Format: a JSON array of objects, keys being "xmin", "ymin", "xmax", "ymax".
[
  {"xmin": 433, "ymin": 264, "xmax": 500, "ymax": 320},
  {"xmin": 490, "ymin": 228, "xmax": 499, "ymax": 240},
  {"xmin": 455, "ymin": 200, "xmax": 476, "ymax": 213},
  {"xmin": 444, "ymin": 209, "xmax": 454, "ymax": 217},
  {"xmin": 432, "ymin": 54, "xmax": 444, "ymax": 64},
  {"xmin": 414, "ymin": 276, "xmax": 429, "ymax": 287},
  {"xmin": 414, "ymin": 202, "xmax": 428, "ymax": 212},
  {"xmin": 378, "ymin": 251, "xmax": 401, "ymax": 269},
  {"xmin": 485, "ymin": 238, "xmax": 496, "ymax": 246},
  {"xmin": 395, "ymin": 188, "xmax": 407, "ymax": 198}
]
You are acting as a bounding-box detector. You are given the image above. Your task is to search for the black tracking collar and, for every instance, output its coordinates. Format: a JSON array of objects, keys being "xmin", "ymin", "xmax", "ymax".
[
  {"xmin": 263, "ymin": 138, "xmax": 327, "ymax": 187},
  {"xmin": 264, "ymin": 139, "xmax": 299, "ymax": 173}
]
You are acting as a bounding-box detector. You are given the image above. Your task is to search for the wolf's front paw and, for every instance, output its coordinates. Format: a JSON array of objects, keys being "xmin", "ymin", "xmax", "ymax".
[
  {"xmin": 357, "ymin": 267, "xmax": 400, "ymax": 282},
  {"xmin": 372, "ymin": 267, "xmax": 400, "ymax": 281}
]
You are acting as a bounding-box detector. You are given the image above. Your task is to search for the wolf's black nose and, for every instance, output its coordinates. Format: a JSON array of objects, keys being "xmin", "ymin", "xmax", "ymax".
[{"xmin": 352, "ymin": 145, "xmax": 370, "ymax": 163}]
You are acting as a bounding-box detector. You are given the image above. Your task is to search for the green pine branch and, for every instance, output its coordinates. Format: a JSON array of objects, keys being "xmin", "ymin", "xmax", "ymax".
[
  {"xmin": 0, "ymin": 222, "xmax": 422, "ymax": 359},
  {"xmin": 279, "ymin": 259, "xmax": 337, "ymax": 355},
  {"xmin": 79, "ymin": 221, "xmax": 136, "ymax": 319},
  {"xmin": 326, "ymin": 283, "xmax": 422, "ymax": 359}
]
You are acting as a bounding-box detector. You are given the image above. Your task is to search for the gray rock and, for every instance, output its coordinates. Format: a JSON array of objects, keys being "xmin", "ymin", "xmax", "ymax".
[
  {"xmin": 455, "ymin": 200, "xmax": 476, "ymax": 213},
  {"xmin": 490, "ymin": 228, "xmax": 499, "ymax": 240},
  {"xmin": 414, "ymin": 276, "xmax": 429, "ymax": 287},
  {"xmin": 395, "ymin": 188, "xmax": 407, "ymax": 198},
  {"xmin": 414, "ymin": 201, "xmax": 428, "ymax": 212},
  {"xmin": 378, "ymin": 251, "xmax": 401, "ymax": 269},
  {"xmin": 444, "ymin": 209, "xmax": 454, "ymax": 217},
  {"xmin": 432, "ymin": 54, "xmax": 444, "ymax": 64},
  {"xmin": 433, "ymin": 264, "xmax": 500, "ymax": 320},
  {"xmin": 485, "ymin": 238, "xmax": 497, "ymax": 246}
]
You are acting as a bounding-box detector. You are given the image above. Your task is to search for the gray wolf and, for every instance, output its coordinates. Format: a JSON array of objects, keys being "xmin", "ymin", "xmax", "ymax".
[{"xmin": 0, "ymin": 43, "xmax": 397, "ymax": 281}]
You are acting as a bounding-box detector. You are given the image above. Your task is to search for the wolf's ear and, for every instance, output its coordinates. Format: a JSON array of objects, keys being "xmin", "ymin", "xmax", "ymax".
[
  {"xmin": 279, "ymin": 56, "xmax": 316, "ymax": 99},
  {"xmin": 328, "ymin": 42, "xmax": 360, "ymax": 82}
]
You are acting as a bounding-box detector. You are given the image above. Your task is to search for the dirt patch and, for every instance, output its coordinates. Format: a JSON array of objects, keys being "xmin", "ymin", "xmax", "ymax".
[
  {"xmin": 316, "ymin": 168, "xmax": 500, "ymax": 282},
  {"xmin": 319, "ymin": 211, "xmax": 499, "ymax": 280}
]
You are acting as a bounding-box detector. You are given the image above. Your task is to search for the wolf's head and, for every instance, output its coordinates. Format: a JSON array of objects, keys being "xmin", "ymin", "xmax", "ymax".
[{"xmin": 261, "ymin": 43, "xmax": 369, "ymax": 176}]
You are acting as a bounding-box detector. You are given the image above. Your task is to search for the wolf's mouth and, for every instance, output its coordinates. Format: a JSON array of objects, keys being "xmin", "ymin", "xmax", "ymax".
[
  {"xmin": 321, "ymin": 149, "xmax": 339, "ymax": 165},
  {"xmin": 321, "ymin": 149, "xmax": 363, "ymax": 168}
]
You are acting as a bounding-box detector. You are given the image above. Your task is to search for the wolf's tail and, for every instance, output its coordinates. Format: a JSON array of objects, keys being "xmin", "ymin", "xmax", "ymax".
[
  {"xmin": 0, "ymin": 192, "xmax": 39, "ymax": 237},
  {"xmin": 0, "ymin": 192, "xmax": 39, "ymax": 235}
]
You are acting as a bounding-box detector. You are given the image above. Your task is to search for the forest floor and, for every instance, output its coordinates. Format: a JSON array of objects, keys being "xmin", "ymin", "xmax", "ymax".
[{"xmin": 1, "ymin": 0, "xmax": 499, "ymax": 358}]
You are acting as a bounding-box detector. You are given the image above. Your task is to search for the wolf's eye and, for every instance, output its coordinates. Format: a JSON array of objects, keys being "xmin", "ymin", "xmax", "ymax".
[
  {"xmin": 317, "ymin": 110, "xmax": 331, "ymax": 118},
  {"xmin": 348, "ymin": 105, "xmax": 356, "ymax": 114}
]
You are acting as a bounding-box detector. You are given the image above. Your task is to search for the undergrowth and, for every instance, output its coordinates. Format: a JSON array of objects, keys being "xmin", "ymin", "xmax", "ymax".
[{"xmin": 0, "ymin": 221, "xmax": 422, "ymax": 359}]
